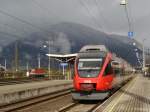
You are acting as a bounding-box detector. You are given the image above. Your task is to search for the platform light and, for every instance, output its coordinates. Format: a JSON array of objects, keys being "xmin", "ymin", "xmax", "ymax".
[
  {"xmin": 134, "ymin": 49, "xmax": 138, "ymax": 52},
  {"xmin": 133, "ymin": 42, "xmax": 136, "ymax": 46},
  {"xmin": 120, "ymin": 0, "xmax": 127, "ymax": 5},
  {"xmin": 43, "ymin": 45, "xmax": 47, "ymax": 48}
]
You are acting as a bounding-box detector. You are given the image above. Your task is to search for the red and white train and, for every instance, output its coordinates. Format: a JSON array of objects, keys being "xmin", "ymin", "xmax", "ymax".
[
  {"xmin": 72, "ymin": 45, "xmax": 134, "ymax": 100},
  {"xmin": 28, "ymin": 68, "xmax": 48, "ymax": 79}
]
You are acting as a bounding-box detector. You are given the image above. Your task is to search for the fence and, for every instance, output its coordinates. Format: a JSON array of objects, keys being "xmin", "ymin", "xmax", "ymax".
[{"xmin": 0, "ymin": 71, "xmax": 25, "ymax": 79}]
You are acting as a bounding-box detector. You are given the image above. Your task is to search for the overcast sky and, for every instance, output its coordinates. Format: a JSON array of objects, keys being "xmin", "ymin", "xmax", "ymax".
[{"xmin": 0, "ymin": 0, "xmax": 149, "ymax": 48}]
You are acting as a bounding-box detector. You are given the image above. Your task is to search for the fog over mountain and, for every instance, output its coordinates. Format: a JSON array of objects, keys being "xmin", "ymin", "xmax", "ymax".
[
  {"xmin": 0, "ymin": 0, "xmax": 150, "ymax": 47},
  {"xmin": 0, "ymin": 22, "xmax": 142, "ymax": 69}
]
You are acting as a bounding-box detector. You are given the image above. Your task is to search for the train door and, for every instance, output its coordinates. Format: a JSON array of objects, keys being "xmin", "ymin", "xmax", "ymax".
[{"xmin": 103, "ymin": 61, "xmax": 114, "ymax": 89}]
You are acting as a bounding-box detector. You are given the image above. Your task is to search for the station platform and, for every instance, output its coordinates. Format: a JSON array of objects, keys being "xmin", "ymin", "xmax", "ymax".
[
  {"xmin": 95, "ymin": 74, "xmax": 150, "ymax": 112},
  {"xmin": 0, "ymin": 80, "xmax": 72, "ymax": 105}
]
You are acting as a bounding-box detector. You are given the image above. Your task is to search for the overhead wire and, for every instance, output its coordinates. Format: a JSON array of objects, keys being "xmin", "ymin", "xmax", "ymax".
[
  {"xmin": 93, "ymin": 0, "xmax": 117, "ymax": 52},
  {"xmin": 0, "ymin": 0, "xmax": 105, "ymax": 38},
  {"xmin": 31, "ymin": 0, "xmax": 60, "ymax": 54},
  {"xmin": 93, "ymin": 0, "xmax": 135, "ymax": 64},
  {"xmin": 32, "ymin": 0, "xmax": 104, "ymax": 32},
  {"xmin": 31, "ymin": 0, "xmax": 58, "ymax": 21},
  {"xmin": 0, "ymin": 22, "xmax": 28, "ymax": 40},
  {"xmin": 0, "ymin": 9, "xmax": 51, "ymax": 36},
  {"xmin": 31, "ymin": 0, "xmax": 56, "ymax": 35},
  {"xmin": 78, "ymin": 0, "xmax": 103, "ymax": 31},
  {"xmin": 0, "ymin": 2, "xmax": 56, "ymax": 69},
  {"xmin": 93, "ymin": 0, "xmax": 107, "ymax": 30},
  {"xmin": 0, "ymin": 30, "xmax": 25, "ymax": 39},
  {"xmin": 0, "ymin": 0, "xmax": 60, "ymax": 39},
  {"xmin": 0, "ymin": 23, "xmax": 30, "ymax": 36}
]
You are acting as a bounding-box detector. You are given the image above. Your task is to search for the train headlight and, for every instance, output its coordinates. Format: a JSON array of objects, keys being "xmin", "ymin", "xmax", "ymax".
[{"xmin": 83, "ymin": 80, "xmax": 91, "ymax": 83}]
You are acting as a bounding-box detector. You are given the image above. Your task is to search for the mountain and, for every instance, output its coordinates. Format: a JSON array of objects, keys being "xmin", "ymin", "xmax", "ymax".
[{"xmin": 0, "ymin": 22, "xmax": 142, "ymax": 69}]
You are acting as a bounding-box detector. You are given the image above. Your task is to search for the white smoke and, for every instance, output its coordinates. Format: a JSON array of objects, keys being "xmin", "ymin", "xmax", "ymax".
[{"xmin": 55, "ymin": 32, "xmax": 71, "ymax": 54}]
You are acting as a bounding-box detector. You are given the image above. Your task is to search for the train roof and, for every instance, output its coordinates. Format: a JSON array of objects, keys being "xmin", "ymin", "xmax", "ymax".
[
  {"xmin": 78, "ymin": 45, "xmax": 108, "ymax": 58},
  {"xmin": 78, "ymin": 52, "xmax": 107, "ymax": 58},
  {"xmin": 79, "ymin": 45, "xmax": 108, "ymax": 52}
]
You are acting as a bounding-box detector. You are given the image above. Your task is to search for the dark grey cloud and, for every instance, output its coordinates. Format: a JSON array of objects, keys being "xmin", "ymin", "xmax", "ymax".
[{"xmin": 0, "ymin": 0, "xmax": 149, "ymax": 47}]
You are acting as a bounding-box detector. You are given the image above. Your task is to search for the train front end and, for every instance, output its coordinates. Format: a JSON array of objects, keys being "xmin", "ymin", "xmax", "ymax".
[{"xmin": 71, "ymin": 46, "xmax": 113, "ymax": 100}]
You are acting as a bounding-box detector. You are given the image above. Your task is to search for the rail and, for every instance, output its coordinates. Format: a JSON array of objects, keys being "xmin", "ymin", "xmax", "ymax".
[{"xmin": 0, "ymin": 88, "xmax": 72, "ymax": 112}]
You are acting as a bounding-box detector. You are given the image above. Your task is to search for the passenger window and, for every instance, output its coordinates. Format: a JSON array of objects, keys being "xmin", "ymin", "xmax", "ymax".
[{"xmin": 104, "ymin": 62, "xmax": 113, "ymax": 76}]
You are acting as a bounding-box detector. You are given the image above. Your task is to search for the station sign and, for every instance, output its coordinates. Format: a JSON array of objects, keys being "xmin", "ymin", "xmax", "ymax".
[
  {"xmin": 128, "ymin": 32, "xmax": 134, "ymax": 38},
  {"xmin": 60, "ymin": 63, "xmax": 68, "ymax": 67}
]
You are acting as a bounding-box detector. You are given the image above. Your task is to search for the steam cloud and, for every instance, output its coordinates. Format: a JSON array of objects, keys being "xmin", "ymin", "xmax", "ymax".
[{"xmin": 54, "ymin": 32, "xmax": 71, "ymax": 54}]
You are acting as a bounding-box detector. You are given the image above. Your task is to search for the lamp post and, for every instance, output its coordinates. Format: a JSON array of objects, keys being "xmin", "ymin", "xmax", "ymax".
[
  {"xmin": 4, "ymin": 59, "xmax": 7, "ymax": 70},
  {"xmin": 120, "ymin": 0, "xmax": 133, "ymax": 38},
  {"xmin": 120, "ymin": 0, "xmax": 127, "ymax": 5},
  {"xmin": 38, "ymin": 53, "xmax": 41, "ymax": 68},
  {"xmin": 48, "ymin": 40, "xmax": 51, "ymax": 79},
  {"xmin": 43, "ymin": 40, "xmax": 51, "ymax": 79},
  {"xmin": 26, "ymin": 62, "xmax": 29, "ymax": 71},
  {"xmin": 15, "ymin": 41, "xmax": 19, "ymax": 71}
]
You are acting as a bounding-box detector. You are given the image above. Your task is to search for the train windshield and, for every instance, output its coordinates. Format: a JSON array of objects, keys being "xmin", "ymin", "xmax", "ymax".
[{"xmin": 78, "ymin": 58, "xmax": 103, "ymax": 78}]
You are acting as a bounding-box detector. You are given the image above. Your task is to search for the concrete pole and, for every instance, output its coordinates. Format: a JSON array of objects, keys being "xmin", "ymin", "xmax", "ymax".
[
  {"xmin": 4, "ymin": 59, "xmax": 7, "ymax": 70},
  {"xmin": 142, "ymin": 39, "xmax": 146, "ymax": 71},
  {"xmin": 26, "ymin": 62, "xmax": 29, "ymax": 71},
  {"xmin": 38, "ymin": 54, "xmax": 41, "ymax": 68},
  {"xmin": 26, "ymin": 62, "xmax": 29, "ymax": 77},
  {"xmin": 48, "ymin": 40, "xmax": 51, "ymax": 78},
  {"xmin": 63, "ymin": 65, "xmax": 65, "ymax": 79},
  {"xmin": 15, "ymin": 41, "xmax": 19, "ymax": 71}
]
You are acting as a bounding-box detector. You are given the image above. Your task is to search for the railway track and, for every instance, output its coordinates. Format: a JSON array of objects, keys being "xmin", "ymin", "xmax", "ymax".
[
  {"xmin": 0, "ymin": 77, "xmax": 134, "ymax": 112},
  {"xmin": 0, "ymin": 88, "xmax": 72, "ymax": 112},
  {"xmin": 58, "ymin": 78, "xmax": 134, "ymax": 112},
  {"xmin": 58, "ymin": 101, "xmax": 102, "ymax": 112}
]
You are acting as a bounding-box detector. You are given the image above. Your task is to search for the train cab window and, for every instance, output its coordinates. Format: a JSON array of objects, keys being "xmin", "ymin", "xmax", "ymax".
[
  {"xmin": 77, "ymin": 58, "xmax": 103, "ymax": 78},
  {"xmin": 104, "ymin": 62, "xmax": 113, "ymax": 76}
]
